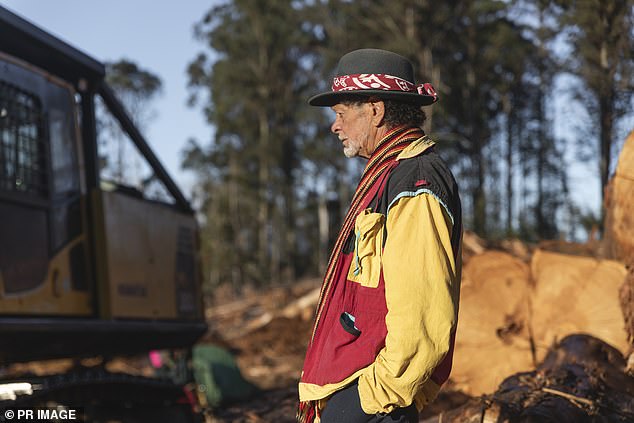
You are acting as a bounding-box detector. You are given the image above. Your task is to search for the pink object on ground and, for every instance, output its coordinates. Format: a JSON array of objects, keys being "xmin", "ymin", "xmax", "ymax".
[{"xmin": 149, "ymin": 350, "xmax": 163, "ymax": 368}]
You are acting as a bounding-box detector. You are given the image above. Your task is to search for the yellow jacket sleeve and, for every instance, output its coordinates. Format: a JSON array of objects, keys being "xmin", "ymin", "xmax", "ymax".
[{"xmin": 357, "ymin": 193, "xmax": 460, "ymax": 414}]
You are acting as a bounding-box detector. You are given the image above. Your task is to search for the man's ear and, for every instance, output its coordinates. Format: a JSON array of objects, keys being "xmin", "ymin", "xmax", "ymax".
[{"xmin": 369, "ymin": 100, "xmax": 385, "ymax": 127}]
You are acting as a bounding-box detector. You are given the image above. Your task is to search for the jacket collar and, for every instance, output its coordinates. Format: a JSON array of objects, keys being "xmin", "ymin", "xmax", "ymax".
[{"xmin": 396, "ymin": 136, "xmax": 435, "ymax": 160}]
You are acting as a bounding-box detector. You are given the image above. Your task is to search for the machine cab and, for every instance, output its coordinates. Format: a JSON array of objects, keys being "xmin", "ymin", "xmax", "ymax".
[{"xmin": 0, "ymin": 6, "xmax": 206, "ymax": 363}]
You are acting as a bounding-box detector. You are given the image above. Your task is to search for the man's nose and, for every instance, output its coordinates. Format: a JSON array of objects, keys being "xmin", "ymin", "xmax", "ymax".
[{"xmin": 331, "ymin": 118, "xmax": 341, "ymax": 134}]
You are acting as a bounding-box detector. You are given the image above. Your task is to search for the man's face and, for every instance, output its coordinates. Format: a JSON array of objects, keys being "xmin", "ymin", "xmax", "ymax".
[{"xmin": 330, "ymin": 102, "xmax": 373, "ymax": 158}]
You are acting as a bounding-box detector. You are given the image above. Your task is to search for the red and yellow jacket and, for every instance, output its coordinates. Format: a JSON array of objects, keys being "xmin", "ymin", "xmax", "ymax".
[{"xmin": 299, "ymin": 138, "xmax": 462, "ymax": 416}]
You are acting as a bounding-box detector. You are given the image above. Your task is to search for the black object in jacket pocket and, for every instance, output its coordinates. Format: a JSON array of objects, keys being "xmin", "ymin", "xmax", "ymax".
[{"xmin": 340, "ymin": 312, "xmax": 362, "ymax": 337}]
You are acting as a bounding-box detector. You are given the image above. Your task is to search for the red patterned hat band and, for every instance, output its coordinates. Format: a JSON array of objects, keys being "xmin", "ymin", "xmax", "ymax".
[{"xmin": 331, "ymin": 73, "xmax": 438, "ymax": 102}]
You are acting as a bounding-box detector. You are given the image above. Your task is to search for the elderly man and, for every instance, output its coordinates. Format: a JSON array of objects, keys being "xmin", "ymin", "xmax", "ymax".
[{"xmin": 297, "ymin": 49, "xmax": 462, "ymax": 423}]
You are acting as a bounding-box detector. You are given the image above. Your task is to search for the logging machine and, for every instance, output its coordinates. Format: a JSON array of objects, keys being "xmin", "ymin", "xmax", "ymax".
[{"xmin": 0, "ymin": 6, "xmax": 206, "ymax": 421}]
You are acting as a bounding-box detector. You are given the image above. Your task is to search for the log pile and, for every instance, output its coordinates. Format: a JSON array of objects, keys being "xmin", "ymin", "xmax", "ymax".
[
  {"xmin": 529, "ymin": 249, "xmax": 628, "ymax": 363},
  {"xmin": 430, "ymin": 130, "xmax": 634, "ymax": 420},
  {"xmin": 452, "ymin": 251, "xmax": 534, "ymax": 395},
  {"xmin": 450, "ymin": 248, "xmax": 628, "ymax": 396},
  {"xmin": 424, "ymin": 334, "xmax": 634, "ymax": 423},
  {"xmin": 448, "ymin": 130, "xmax": 634, "ymax": 396}
]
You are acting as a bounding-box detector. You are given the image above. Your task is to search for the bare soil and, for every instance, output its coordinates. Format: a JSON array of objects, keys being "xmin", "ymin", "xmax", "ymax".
[{"xmin": 201, "ymin": 279, "xmax": 471, "ymax": 422}]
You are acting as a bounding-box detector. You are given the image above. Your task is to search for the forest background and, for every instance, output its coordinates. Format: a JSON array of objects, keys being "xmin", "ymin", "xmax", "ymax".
[{"xmin": 72, "ymin": 0, "xmax": 634, "ymax": 292}]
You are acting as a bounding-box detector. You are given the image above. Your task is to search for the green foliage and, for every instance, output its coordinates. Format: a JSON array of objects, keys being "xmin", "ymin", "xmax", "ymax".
[
  {"xmin": 183, "ymin": 0, "xmax": 634, "ymax": 290},
  {"xmin": 556, "ymin": 0, "xmax": 634, "ymax": 209},
  {"xmin": 97, "ymin": 59, "xmax": 163, "ymax": 191},
  {"xmin": 185, "ymin": 0, "xmax": 327, "ymax": 289},
  {"xmin": 106, "ymin": 59, "xmax": 162, "ymax": 100}
]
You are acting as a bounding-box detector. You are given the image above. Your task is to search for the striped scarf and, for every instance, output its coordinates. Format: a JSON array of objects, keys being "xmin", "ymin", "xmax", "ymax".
[{"xmin": 297, "ymin": 125, "xmax": 425, "ymax": 423}]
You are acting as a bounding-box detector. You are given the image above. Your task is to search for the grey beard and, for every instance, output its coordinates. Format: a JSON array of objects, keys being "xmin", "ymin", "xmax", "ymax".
[{"xmin": 343, "ymin": 143, "xmax": 361, "ymax": 158}]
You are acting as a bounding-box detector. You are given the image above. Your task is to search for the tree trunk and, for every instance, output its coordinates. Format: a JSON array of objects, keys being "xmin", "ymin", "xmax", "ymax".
[
  {"xmin": 465, "ymin": 2, "xmax": 486, "ymax": 236},
  {"xmin": 535, "ymin": 5, "xmax": 547, "ymax": 238},
  {"xmin": 253, "ymin": 12, "xmax": 271, "ymax": 286},
  {"xmin": 258, "ymin": 108, "xmax": 270, "ymax": 285},
  {"xmin": 599, "ymin": 88, "xmax": 614, "ymax": 220},
  {"xmin": 229, "ymin": 152, "xmax": 243, "ymax": 288},
  {"xmin": 503, "ymin": 93, "xmax": 513, "ymax": 236},
  {"xmin": 405, "ymin": 0, "xmax": 436, "ymax": 132},
  {"xmin": 474, "ymin": 153, "xmax": 486, "ymax": 236},
  {"xmin": 270, "ymin": 203, "xmax": 281, "ymax": 286}
]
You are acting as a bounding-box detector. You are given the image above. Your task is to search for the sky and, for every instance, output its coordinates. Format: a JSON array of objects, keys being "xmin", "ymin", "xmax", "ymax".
[
  {"xmin": 0, "ymin": 0, "xmax": 217, "ymax": 199},
  {"xmin": 2, "ymin": 1, "xmax": 631, "ymax": 234}
]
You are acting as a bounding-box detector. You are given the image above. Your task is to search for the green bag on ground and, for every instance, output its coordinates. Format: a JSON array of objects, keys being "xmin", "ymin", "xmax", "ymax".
[{"xmin": 192, "ymin": 344, "xmax": 258, "ymax": 406}]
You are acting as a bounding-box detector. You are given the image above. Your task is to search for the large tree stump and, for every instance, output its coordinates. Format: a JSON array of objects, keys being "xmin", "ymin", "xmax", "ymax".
[
  {"xmin": 604, "ymin": 130, "xmax": 634, "ymax": 350},
  {"xmin": 620, "ymin": 267, "xmax": 634, "ymax": 347},
  {"xmin": 604, "ymin": 129, "xmax": 634, "ymax": 266},
  {"xmin": 451, "ymin": 251, "xmax": 534, "ymax": 395},
  {"xmin": 529, "ymin": 249, "xmax": 628, "ymax": 363}
]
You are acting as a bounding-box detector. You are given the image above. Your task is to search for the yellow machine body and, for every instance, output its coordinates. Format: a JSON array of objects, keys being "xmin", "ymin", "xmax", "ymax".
[{"xmin": 0, "ymin": 10, "xmax": 206, "ymax": 363}]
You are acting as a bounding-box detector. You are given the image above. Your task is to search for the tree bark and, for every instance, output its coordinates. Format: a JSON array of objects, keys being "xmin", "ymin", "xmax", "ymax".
[
  {"xmin": 503, "ymin": 93, "xmax": 514, "ymax": 236},
  {"xmin": 599, "ymin": 88, "xmax": 614, "ymax": 220}
]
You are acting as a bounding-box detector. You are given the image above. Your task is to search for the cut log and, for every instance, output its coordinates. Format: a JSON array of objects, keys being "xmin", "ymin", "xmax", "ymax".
[
  {"xmin": 281, "ymin": 287, "xmax": 320, "ymax": 321},
  {"xmin": 504, "ymin": 334, "xmax": 634, "ymax": 422},
  {"xmin": 498, "ymin": 238, "xmax": 532, "ymax": 262},
  {"xmin": 461, "ymin": 230, "xmax": 486, "ymax": 264},
  {"xmin": 451, "ymin": 251, "xmax": 534, "ymax": 395},
  {"xmin": 425, "ymin": 334, "xmax": 634, "ymax": 423},
  {"xmin": 620, "ymin": 267, "xmax": 634, "ymax": 346},
  {"xmin": 603, "ymin": 129, "xmax": 634, "ymax": 266},
  {"xmin": 604, "ymin": 130, "xmax": 634, "ymax": 350},
  {"xmin": 529, "ymin": 249, "xmax": 628, "ymax": 363}
]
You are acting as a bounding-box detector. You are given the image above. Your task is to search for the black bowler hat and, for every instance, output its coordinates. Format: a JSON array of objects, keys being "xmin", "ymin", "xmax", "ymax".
[{"xmin": 308, "ymin": 48, "xmax": 438, "ymax": 107}]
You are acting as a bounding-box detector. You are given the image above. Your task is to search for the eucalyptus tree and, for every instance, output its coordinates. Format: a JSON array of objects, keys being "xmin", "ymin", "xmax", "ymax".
[
  {"xmin": 425, "ymin": 0, "xmax": 538, "ymax": 236},
  {"xmin": 504, "ymin": 0, "xmax": 569, "ymax": 240},
  {"xmin": 557, "ymin": 0, "xmax": 634, "ymax": 212},
  {"xmin": 310, "ymin": 0, "xmax": 546, "ymax": 237},
  {"xmin": 98, "ymin": 59, "xmax": 162, "ymax": 187},
  {"xmin": 185, "ymin": 0, "xmax": 318, "ymax": 287}
]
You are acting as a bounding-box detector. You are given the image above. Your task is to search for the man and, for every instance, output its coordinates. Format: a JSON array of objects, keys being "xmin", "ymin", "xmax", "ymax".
[{"xmin": 297, "ymin": 49, "xmax": 462, "ymax": 423}]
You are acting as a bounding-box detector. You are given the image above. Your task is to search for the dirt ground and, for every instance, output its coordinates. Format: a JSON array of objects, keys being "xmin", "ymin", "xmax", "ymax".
[
  {"xmin": 0, "ymin": 279, "xmax": 470, "ymax": 422},
  {"xmin": 5, "ymin": 225, "xmax": 630, "ymax": 422},
  {"xmin": 201, "ymin": 279, "xmax": 471, "ymax": 422},
  {"xmin": 208, "ymin": 386, "xmax": 470, "ymax": 423}
]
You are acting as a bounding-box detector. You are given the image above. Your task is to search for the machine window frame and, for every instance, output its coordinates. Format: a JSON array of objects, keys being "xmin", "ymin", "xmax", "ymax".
[{"xmin": 0, "ymin": 79, "xmax": 50, "ymax": 208}]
